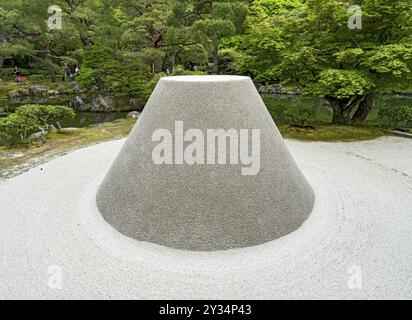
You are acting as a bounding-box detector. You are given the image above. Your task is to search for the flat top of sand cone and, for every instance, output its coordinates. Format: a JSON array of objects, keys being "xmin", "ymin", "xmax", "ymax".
[
  {"xmin": 96, "ymin": 75, "xmax": 315, "ymax": 251},
  {"xmin": 162, "ymin": 75, "xmax": 249, "ymax": 82}
]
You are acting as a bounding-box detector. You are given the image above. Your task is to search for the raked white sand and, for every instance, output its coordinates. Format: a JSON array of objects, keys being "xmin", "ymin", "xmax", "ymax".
[{"xmin": 0, "ymin": 136, "xmax": 411, "ymax": 299}]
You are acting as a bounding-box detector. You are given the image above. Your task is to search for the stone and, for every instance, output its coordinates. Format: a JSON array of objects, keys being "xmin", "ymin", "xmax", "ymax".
[
  {"xmin": 127, "ymin": 111, "xmax": 140, "ymax": 119},
  {"xmin": 60, "ymin": 127, "xmax": 80, "ymax": 133},
  {"xmin": 28, "ymin": 130, "xmax": 47, "ymax": 141},
  {"xmin": 90, "ymin": 95, "xmax": 116, "ymax": 112},
  {"xmin": 71, "ymin": 83, "xmax": 83, "ymax": 94},
  {"xmin": 58, "ymin": 87, "xmax": 67, "ymax": 95},
  {"xmin": 70, "ymin": 95, "xmax": 88, "ymax": 111},
  {"xmin": 257, "ymin": 85, "xmax": 268, "ymax": 93},
  {"xmin": 47, "ymin": 90, "xmax": 59, "ymax": 96},
  {"xmin": 128, "ymin": 98, "xmax": 143, "ymax": 108},
  {"xmin": 31, "ymin": 85, "xmax": 48, "ymax": 96},
  {"xmin": 8, "ymin": 90, "xmax": 20, "ymax": 98},
  {"xmin": 96, "ymin": 75, "xmax": 315, "ymax": 251},
  {"xmin": 111, "ymin": 119, "xmax": 126, "ymax": 123},
  {"xmin": 18, "ymin": 88, "xmax": 30, "ymax": 96}
]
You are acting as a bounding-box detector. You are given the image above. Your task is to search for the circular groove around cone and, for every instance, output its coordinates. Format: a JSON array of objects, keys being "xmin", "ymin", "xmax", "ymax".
[{"xmin": 96, "ymin": 76, "xmax": 315, "ymax": 251}]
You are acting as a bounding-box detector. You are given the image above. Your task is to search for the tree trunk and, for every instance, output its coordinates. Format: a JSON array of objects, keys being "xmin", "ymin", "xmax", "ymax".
[
  {"xmin": 212, "ymin": 36, "xmax": 219, "ymax": 74},
  {"xmin": 170, "ymin": 46, "xmax": 179, "ymax": 72},
  {"xmin": 327, "ymin": 97, "xmax": 351, "ymax": 125},
  {"xmin": 0, "ymin": 55, "xmax": 4, "ymax": 78},
  {"xmin": 50, "ymin": 71, "xmax": 57, "ymax": 83},
  {"xmin": 332, "ymin": 108, "xmax": 351, "ymax": 124},
  {"xmin": 352, "ymin": 93, "xmax": 375, "ymax": 125},
  {"xmin": 94, "ymin": 73, "xmax": 105, "ymax": 95},
  {"xmin": 81, "ymin": 36, "xmax": 90, "ymax": 52},
  {"xmin": 153, "ymin": 59, "xmax": 163, "ymax": 73}
]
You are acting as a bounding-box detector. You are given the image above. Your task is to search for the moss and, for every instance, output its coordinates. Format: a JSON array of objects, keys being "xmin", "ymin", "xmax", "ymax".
[
  {"xmin": 0, "ymin": 81, "xmax": 20, "ymax": 94},
  {"xmin": 0, "ymin": 118, "xmax": 136, "ymax": 179},
  {"xmin": 278, "ymin": 124, "xmax": 389, "ymax": 141},
  {"xmin": 0, "ymin": 79, "xmax": 72, "ymax": 96}
]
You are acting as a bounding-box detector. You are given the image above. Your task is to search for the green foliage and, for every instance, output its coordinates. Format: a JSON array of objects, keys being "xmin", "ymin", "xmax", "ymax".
[
  {"xmin": 378, "ymin": 105, "xmax": 412, "ymax": 128},
  {"xmin": 149, "ymin": 66, "xmax": 206, "ymax": 90},
  {"xmin": 77, "ymin": 45, "xmax": 150, "ymax": 98},
  {"xmin": 1, "ymin": 0, "xmax": 412, "ymax": 128},
  {"xmin": 16, "ymin": 104, "xmax": 75, "ymax": 131},
  {"xmin": 179, "ymin": 44, "xmax": 209, "ymax": 66},
  {"xmin": 0, "ymin": 105, "xmax": 75, "ymax": 144},
  {"xmin": 309, "ymin": 69, "xmax": 374, "ymax": 99},
  {"xmin": 237, "ymin": 0, "xmax": 412, "ymax": 124},
  {"xmin": 0, "ymin": 113, "xmax": 39, "ymax": 143},
  {"xmin": 168, "ymin": 0, "xmax": 249, "ymax": 73},
  {"xmin": 283, "ymin": 105, "xmax": 316, "ymax": 127}
]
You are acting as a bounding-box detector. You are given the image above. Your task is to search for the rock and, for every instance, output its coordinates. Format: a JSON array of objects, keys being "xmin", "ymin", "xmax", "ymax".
[
  {"xmin": 31, "ymin": 85, "xmax": 48, "ymax": 96},
  {"xmin": 70, "ymin": 95, "xmax": 89, "ymax": 111},
  {"xmin": 18, "ymin": 88, "xmax": 31, "ymax": 96},
  {"xmin": 127, "ymin": 111, "xmax": 140, "ymax": 119},
  {"xmin": 8, "ymin": 90, "xmax": 20, "ymax": 98},
  {"xmin": 47, "ymin": 90, "xmax": 59, "ymax": 96},
  {"xmin": 112, "ymin": 118, "xmax": 126, "ymax": 123},
  {"xmin": 58, "ymin": 87, "xmax": 67, "ymax": 95},
  {"xmin": 128, "ymin": 99, "xmax": 142, "ymax": 107},
  {"xmin": 90, "ymin": 95, "xmax": 116, "ymax": 112},
  {"xmin": 258, "ymin": 85, "xmax": 268, "ymax": 94},
  {"xmin": 272, "ymin": 85, "xmax": 282, "ymax": 94},
  {"xmin": 71, "ymin": 83, "xmax": 83, "ymax": 94},
  {"xmin": 89, "ymin": 122, "xmax": 110, "ymax": 128},
  {"xmin": 29, "ymin": 130, "xmax": 47, "ymax": 141},
  {"xmin": 60, "ymin": 127, "xmax": 81, "ymax": 134}
]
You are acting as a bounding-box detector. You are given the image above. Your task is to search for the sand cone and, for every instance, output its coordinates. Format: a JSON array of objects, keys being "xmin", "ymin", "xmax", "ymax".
[{"xmin": 96, "ymin": 76, "xmax": 314, "ymax": 251}]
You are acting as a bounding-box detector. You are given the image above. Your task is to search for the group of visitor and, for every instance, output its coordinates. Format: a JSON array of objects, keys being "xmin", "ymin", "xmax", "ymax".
[
  {"xmin": 13, "ymin": 67, "xmax": 27, "ymax": 83},
  {"xmin": 63, "ymin": 63, "xmax": 80, "ymax": 81},
  {"xmin": 13, "ymin": 64, "xmax": 80, "ymax": 83},
  {"xmin": 187, "ymin": 62, "xmax": 199, "ymax": 71}
]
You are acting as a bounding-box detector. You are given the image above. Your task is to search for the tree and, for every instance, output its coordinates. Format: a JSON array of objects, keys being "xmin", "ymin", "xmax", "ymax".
[
  {"xmin": 0, "ymin": 104, "xmax": 75, "ymax": 144},
  {"xmin": 116, "ymin": 0, "xmax": 169, "ymax": 73},
  {"xmin": 0, "ymin": 4, "xmax": 35, "ymax": 75},
  {"xmin": 168, "ymin": 0, "xmax": 249, "ymax": 74},
  {"xmin": 306, "ymin": 0, "xmax": 412, "ymax": 124},
  {"xmin": 0, "ymin": 113, "xmax": 39, "ymax": 143},
  {"xmin": 238, "ymin": 0, "xmax": 412, "ymax": 124},
  {"xmin": 15, "ymin": 104, "xmax": 75, "ymax": 132}
]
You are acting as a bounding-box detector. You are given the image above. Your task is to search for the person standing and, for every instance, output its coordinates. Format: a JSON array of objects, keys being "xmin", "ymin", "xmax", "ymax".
[
  {"xmin": 63, "ymin": 63, "xmax": 72, "ymax": 81},
  {"xmin": 74, "ymin": 65, "xmax": 80, "ymax": 77},
  {"xmin": 14, "ymin": 66, "xmax": 22, "ymax": 83}
]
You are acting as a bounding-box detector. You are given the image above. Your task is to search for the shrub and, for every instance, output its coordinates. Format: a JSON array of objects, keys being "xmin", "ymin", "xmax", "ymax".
[
  {"xmin": 0, "ymin": 113, "xmax": 39, "ymax": 143},
  {"xmin": 0, "ymin": 105, "xmax": 75, "ymax": 144},
  {"xmin": 378, "ymin": 105, "xmax": 412, "ymax": 128},
  {"xmin": 15, "ymin": 104, "xmax": 75, "ymax": 132}
]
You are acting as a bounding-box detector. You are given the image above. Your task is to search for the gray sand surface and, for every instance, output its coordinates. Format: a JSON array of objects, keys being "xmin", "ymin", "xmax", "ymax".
[
  {"xmin": 97, "ymin": 76, "xmax": 314, "ymax": 250},
  {"xmin": 0, "ymin": 136, "xmax": 411, "ymax": 299}
]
